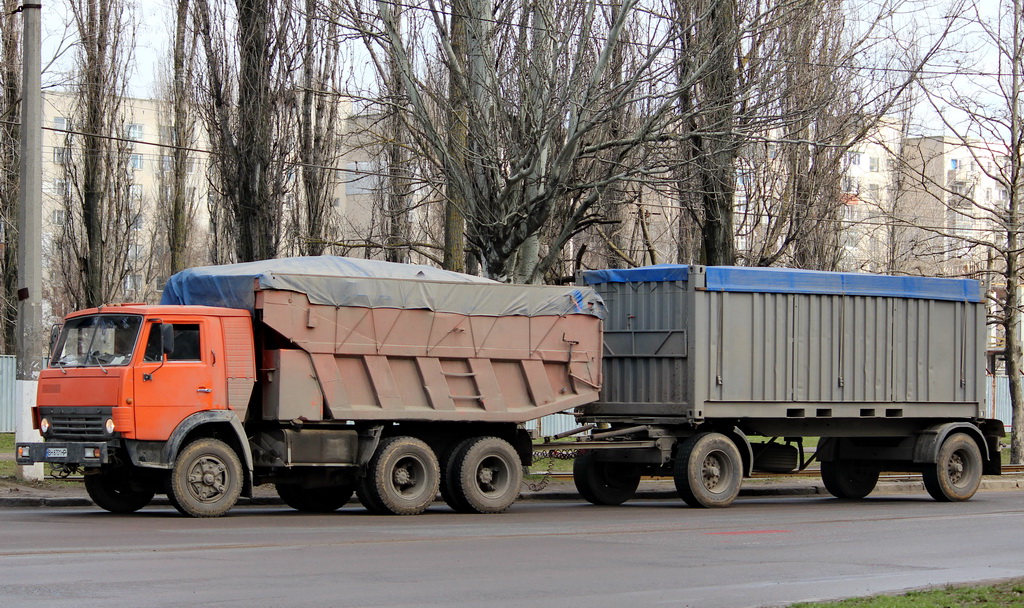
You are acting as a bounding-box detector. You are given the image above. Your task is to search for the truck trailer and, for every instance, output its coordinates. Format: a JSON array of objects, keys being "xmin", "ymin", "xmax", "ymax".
[
  {"xmin": 16, "ymin": 257, "xmax": 605, "ymax": 517},
  {"xmin": 563, "ymin": 264, "xmax": 1003, "ymax": 507}
]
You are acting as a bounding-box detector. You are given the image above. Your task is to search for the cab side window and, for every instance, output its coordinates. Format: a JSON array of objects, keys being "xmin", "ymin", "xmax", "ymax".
[{"xmin": 144, "ymin": 324, "xmax": 202, "ymax": 362}]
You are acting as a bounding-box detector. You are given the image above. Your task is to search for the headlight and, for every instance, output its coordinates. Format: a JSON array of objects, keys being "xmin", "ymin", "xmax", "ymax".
[
  {"xmin": 104, "ymin": 418, "xmax": 115, "ymax": 435},
  {"xmin": 39, "ymin": 417, "xmax": 51, "ymax": 436}
]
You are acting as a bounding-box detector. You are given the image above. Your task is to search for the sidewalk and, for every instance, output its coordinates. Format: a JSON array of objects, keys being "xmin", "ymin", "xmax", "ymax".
[{"xmin": 2, "ymin": 471, "xmax": 1023, "ymax": 509}]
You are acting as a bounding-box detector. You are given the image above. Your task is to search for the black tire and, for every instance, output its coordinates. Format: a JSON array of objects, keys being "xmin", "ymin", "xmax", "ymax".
[
  {"xmin": 923, "ymin": 433, "xmax": 983, "ymax": 502},
  {"xmin": 673, "ymin": 433, "xmax": 743, "ymax": 508},
  {"xmin": 441, "ymin": 438, "xmax": 475, "ymax": 513},
  {"xmin": 820, "ymin": 460, "xmax": 880, "ymax": 499},
  {"xmin": 84, "ymin": 471, "xmax": 155, "ymax": 514},
  {"xmin": 573, "ymin": 451, "xmax": 641, "ymax": 506},
  {"xmin": 167, "ymin": 438, "xmax": 243, "ymax": 518},
  {"xmin": 276, "ymin": 483, "xmax": 354, "ymax": 513},
  {"xmin": 448, "ymin": 437, "xmax": 522, "ymax": 514},
  {"xmin": 359, "ymin": 436, "xmax": 440, "ymax": 515}
]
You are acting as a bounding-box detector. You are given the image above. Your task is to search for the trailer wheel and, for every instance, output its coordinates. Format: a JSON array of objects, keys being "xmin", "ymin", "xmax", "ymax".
[
  {"xmin": 820, "ymin": 460, "xmax": 879, "ymax": 499},
  {"xmin": 167, "ymin": 438, "xmax": 243, "ymax": 517},
  {"xmin": 674, "ymin": 433, "xmax": 742, "ymax": 508},
  {"xmin": 573, "ymin": 451, "xmax": 641, "ymax": 506},
  {"xmin": 276, "ymin": 483, "xmax": 355, "ymax": 513},
  {"xmin": 85, "ymin": 470, "xmax": 155, "ymax": 514},
  {"xmin": 447, "ymin": 437, "xmax": 522, "ymax": 514},
  {"xmin": 359, "ymin": 436, "xmax": 440, "ymax": 515},
  {"xmin": 923, "ymin": 433, "xmax": 982, "ymax": 502}
]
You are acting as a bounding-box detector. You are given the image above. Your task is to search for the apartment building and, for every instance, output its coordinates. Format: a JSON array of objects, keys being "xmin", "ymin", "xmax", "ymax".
[{"xmin": 39, "ymin": 91, "xmax": 378, "ymax": 317}]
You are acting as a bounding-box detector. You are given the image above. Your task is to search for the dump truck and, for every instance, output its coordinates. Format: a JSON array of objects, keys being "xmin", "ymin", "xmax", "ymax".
[
  {"xmin": 558, "ymin": 265, "xmax": 1003, "ymax": 508},
  {"xmin": 16, "ymin": 257, "xmax": 605, "ymax": 517}
]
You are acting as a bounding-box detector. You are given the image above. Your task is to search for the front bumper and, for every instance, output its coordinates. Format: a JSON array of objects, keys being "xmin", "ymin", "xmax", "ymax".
[{"xmin": 15, "ymin": 442, "xmax": 111, "ymax": 466}]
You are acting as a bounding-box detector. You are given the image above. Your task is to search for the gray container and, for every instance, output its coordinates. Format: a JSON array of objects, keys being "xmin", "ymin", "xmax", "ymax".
[{"xmin": 582, "ymin": 266, "xmax": 986, "ymax": 428}]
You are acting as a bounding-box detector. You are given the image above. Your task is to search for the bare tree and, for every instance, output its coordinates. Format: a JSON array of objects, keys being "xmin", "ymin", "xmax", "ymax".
[
  {"xmin": 51, "ymin": 0, "xmax": 138, "ymax": 310},
  {"xmin": 909, "ymin": 0, "xmax": 1024, "ymax": 460},
  {"xmin": 193, "ymin": 0, "xmax": 296, "ymax": 262},
  {"xmin": 0, "ymin": 0, "xmax": 21, "ymax": 352},
  {"xmin": 159, "ymin": 0, "xmax": 203, "ymax": 276}
]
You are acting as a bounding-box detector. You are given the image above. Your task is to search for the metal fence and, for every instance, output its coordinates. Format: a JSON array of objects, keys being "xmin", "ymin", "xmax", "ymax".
[
  {"xmin": 987, "ymin": 375, "xmax": 1013, "ymax": 431},
  {"xmin": 0, "ymin": 356, "xmax": 16, "ymax": 432}
]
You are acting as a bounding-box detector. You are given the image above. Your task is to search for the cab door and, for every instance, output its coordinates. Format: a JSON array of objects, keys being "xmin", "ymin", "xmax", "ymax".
[{"xmin": 132, "ymin": 319, "xmax": 220, "ymax": 441}]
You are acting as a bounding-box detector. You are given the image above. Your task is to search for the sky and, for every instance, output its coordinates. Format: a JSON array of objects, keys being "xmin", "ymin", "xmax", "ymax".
[{"xmin": 41, "ymin": 0, "xmax": 169, "ymax": 98}]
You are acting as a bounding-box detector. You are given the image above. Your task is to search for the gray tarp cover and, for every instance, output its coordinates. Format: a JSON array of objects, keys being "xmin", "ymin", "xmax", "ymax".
[{"xmin": 160, "ymin": 256, "xmax": 606, "ymax": 318}]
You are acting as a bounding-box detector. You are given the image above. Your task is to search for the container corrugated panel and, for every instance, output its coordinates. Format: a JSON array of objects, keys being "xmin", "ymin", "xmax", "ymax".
[
  {"xmin": 0, "ymin": 356, "xmax": 16, "ymax": 432},
  {"xmin": 583, "ymin": 265, "xmax": 986, "ymax": 420}
]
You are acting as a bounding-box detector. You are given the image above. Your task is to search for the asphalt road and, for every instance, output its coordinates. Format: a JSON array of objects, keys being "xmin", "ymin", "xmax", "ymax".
[{"xmin": 2, "ymin": 492, "xmax": 1024, "ymax": 608}]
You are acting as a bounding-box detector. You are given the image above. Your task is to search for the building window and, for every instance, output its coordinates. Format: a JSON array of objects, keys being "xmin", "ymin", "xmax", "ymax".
[
  {"xmin": 867, "ymin": 184, "xmax": 880, "ymax": 201},
  {"xmin": 131, "ymin": 214, "xmax": 144, "ymax": 232},
  {"xmin": 126, "ymin": 123, "xmax": 144, "ymax": 141},
  {"xmin": 130, "ymin": 154, "xmax": 144, "ymax": 170},
  {"xmin": 869, "ymin": 157, "xmax": 879, "ymax": 172},
  {"xmin": 53, "ymin": 178, "xmax": 71, "ymax": 198},
  {"xmin": 54, "ymin": 147, "xmax": 69, "ymax": 164},
  {"xmin": 53, "ymin": 116, "xmax": 69, "ymax": 132},
  {"xmin": 845, "ymin": 152, "xmax": 861, "ymax": 166},
  {"xmin": 128, "ymin": 244, "xmax": 141, "ymax": 260},
  {"xmin": 51, "ymin": 209, "xmax": 66, "ymax": 226},
  {"xmin": 124, "ymin": 274, "xmax": 143, "ymax": 293},
  {"xmin": 345, "ymin": 161, "xmax": 381, "ymax": 195},
  {"xmin": 950, "ymin": 159, "xmax": 959, "ymax": 170},
  {"xmin": 129, "ymin": 184, "xmax": 143, "ymax": 200},
  {"xmin": 162, "ymin": 155, "xmax": 173, "ymax": 173},
  {"xmin": 159, "ymin": 125, "xmax": 174, "ymax": 144}
]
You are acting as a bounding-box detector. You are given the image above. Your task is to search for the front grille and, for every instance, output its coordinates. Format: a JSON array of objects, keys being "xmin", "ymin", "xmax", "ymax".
[{"xmin": 38, "ymin": 407, "xmax": 112, "ymax": 440}]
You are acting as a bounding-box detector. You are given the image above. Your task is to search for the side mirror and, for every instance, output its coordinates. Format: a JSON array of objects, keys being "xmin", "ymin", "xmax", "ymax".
[
  {"xmin": 160, "ymin": 323, "xmax": 175, "ymax": 355},
  {"xmin": 48, "ymin": 324, "xmax": 61, "ymax": 362}
]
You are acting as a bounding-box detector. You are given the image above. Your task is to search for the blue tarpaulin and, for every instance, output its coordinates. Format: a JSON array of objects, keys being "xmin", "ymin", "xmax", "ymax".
[{"xmin": 582, "ymin": 265, "xmax": 982, "ymax": 303}]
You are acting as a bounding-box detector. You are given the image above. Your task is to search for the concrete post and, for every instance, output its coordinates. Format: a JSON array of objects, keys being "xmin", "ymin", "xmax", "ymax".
[{"xmin": 15, "ymin": 2, "xmax": 44, "ymax": 480}]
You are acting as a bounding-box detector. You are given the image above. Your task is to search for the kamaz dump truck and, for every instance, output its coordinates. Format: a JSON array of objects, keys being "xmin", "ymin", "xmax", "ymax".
[
  {"xmin": 16, "ymin": 257, "xmax": 605, "ymax": 517},
  {"xmin": 560, "ymin": 265, "xmax": 1004, "ymax": 508}
]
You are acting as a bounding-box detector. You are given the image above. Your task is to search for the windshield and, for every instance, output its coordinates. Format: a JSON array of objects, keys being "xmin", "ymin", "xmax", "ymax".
[{"xmin": 51, "ymin": 315, "xmax": 143, "ymax": 368}]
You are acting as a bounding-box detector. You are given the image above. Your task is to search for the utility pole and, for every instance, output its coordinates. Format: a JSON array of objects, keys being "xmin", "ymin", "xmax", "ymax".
[{"xmin": 15, "ymin": 1, "xmax": 43, "ymax": 480}]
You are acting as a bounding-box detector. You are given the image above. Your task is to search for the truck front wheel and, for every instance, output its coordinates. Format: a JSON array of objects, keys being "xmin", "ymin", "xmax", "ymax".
[
  {"xmin": 85, "ymin": 469, "xmax": 155, "ymax": 514},
  {"xmin": 168, "ymin": 438, "xmax": 243, "ymax": 517},
  {"xmin": 357, "ymin": 436, "xmax": 439, "ymax": 515},
  {"xmin": 674, "ymin": 433, "xmax": 743, "ymax": 508},
  {"xmin": 923, "ymin": 433, "xmax": 982, "ymax": 502}
]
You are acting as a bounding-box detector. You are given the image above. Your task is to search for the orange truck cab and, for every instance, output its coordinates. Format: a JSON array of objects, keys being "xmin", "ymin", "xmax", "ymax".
[
  {"xmin": 17, "ymin": 304, "xmax": 257, "ymax": 515},
  {"xmin": 15, "ymin": 256, "xmax": 606, "ymax": 517}
]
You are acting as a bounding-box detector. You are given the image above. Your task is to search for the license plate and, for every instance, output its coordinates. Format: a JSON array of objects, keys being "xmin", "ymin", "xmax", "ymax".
[{"xmin": 46, "ymin": 447, "xmax": 68, "ymax": 459}]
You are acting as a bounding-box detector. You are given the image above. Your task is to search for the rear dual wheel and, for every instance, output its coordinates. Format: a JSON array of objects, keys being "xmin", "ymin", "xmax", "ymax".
[
  {"xmin": 357, "ymin": 437, "xmax": 440, "ymax": 515},
  {"xmin": 442, "ymin": 437, "xmax": 522, "ymax": 514}
]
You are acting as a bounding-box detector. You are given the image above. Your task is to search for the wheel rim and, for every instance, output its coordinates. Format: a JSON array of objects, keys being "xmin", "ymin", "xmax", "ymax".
[
  {"xmin": 475, "ymin": 454, "xmax": 512, "ymax": 497},
  {"xmin": 391, "ymin": 455, "xmax": 428, "ymax": 499},
  {"xmin": 701, "ymin": 451, "xmax": 731, "ymax": 494},
  {"xmin": 186, "ymin": 455, "xmax": 230, "ymax": 504},
  {"xmin": 947, "ymin": 450, "xmax": 970, "ymax": 488}
]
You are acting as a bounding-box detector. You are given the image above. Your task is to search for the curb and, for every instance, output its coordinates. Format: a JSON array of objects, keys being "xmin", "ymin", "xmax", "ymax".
[{"xmin": 2, "ymin": 477, "xmax": 1021, "ymax": 509}]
